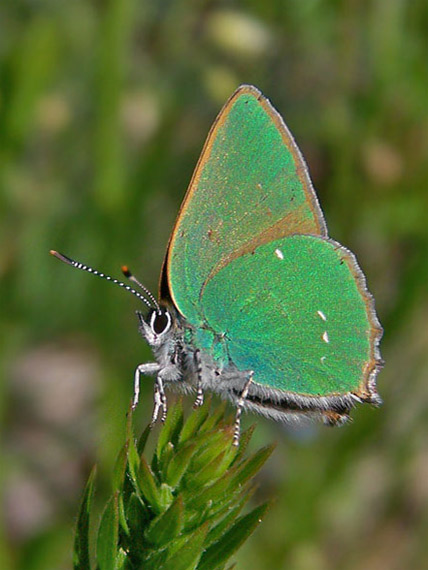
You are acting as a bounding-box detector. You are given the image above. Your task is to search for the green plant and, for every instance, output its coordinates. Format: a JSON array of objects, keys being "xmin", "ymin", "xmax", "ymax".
[{"xmin": 74, "ymin": 399, "xmax": 273, "ymax": 570}]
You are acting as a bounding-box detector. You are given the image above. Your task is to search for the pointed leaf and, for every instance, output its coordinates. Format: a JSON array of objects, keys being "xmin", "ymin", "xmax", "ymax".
[
  {"xmin": 126, "ymin": 404, "xmax": 134, "ymax": 440},
  {"xmin": 159, "ymin": 483, "xmax": 174, "ymax": 510},
  {"xmin": 156, "ymin": 399, "xmax": 184, "ymax": 458},
  {"xmin": 138, "ymin": 546, "xmax": 170, "ymax": 570},
  {"xmin": 112, "ymin": 442, "xmax": 128, "ymax": 492},
  {"xmin": 122, "ymin": 455, "xmax": 135, "ymax": 507},
  {"xmin": 198, "ymin": 401, "xmax": 228, "ymax": 434},
  {"xmin": 190, "ymin": 450, "xmax": 230, "ymax": 488},
  {"xmin": 125, "ymin": 406, "xmax": 141, "ymax": 487},
  {"xmin": 165, "ymin": 442, "xmax": 197, "ymax": 488},
  {"xmin": 117, "ymin": 493, "xmax": 129, "ymax": 538},
  {"xmin": 114, "ymin": 550, "xmax": 127, "ymax": 569},
  {"xmin": 197, "ymin": 503, "xmax": 270, "ymax": 570},
  {"xmin": 230, "ymin": 445, "xmax": 275, "ymax": 488},
  {"xmin": 188, "ymin": 430, "xmax": 232, "ymax": 476},
  {"xmin": 161, "ymin": 522, "xmax": 209, "ymax": 570},
  {"xmin": 137, "ymin": 424, "xmax": 151, "ymax": 455},
  {"xmin": 204, "ymin": 488, "xmax": 255, "ymax": 547},
  {"xmin": 145, "ymin": 495, "xmax": 184, "ymax": 546},
  {"xmin": 155, "ymin": 441, "xmax": 175, "ymax": 477},
  {"xmin": 230, "ymin": 424, "xmax": 256, "ymax": 466},
  {"xmin": 73, "ymin": 466, "xmax": 96, "ymax": 570},
  {"xmin": 186, "ymin": 448, "xmax": 262, "ymax": 512},
  {"xmin": 180, "ymin": 424, "xmax": 229, "ymax": 464},
  {"xmin": 138, "ymin": 457, "xmax": 165, "ymax": 515},
  {"xmin": 188, "ymin": 446, "xmax": 272, "ymax": 512},
  {"xmin": 186, "ymin": 482, "xmax": 256, "ymax": 535},
  {"xmin": 208, "ymin": 483, "xmax": 256, "ymax": 521},
  {"xmin": 97, "ymin": 492, "xmax": 120, "ymax": 570},
  {"xmin": 186, "ymin": 469, "xmax": 240, "ymax": 511},
  {"xmin": 127, "ymin": 432, "xmax": 141, "ymax": 493},
  {"xmin": 179, "ymin": 397, "xmax": 212, "ymax": 443},
  {"xmin": 191, "ymin": 434, "xmax": 238, "ymax": 487},
  {"xmin": 125, "ymin": 493, "xmax": 151, "ymax": 558},
  {"xmin": 126, "ymin": 492, "xmax": 150, "ymax": 533}
]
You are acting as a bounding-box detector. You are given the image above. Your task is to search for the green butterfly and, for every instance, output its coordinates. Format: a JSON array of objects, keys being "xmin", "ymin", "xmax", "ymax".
[{"xmin": 52, "ymin": 85, "xmax": 383, "ymax": 444}]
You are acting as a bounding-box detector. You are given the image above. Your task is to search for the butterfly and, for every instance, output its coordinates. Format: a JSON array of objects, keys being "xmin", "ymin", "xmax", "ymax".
[{"xmin": 51, "ymin": 85, "xmax": 383, "ymax": 445}]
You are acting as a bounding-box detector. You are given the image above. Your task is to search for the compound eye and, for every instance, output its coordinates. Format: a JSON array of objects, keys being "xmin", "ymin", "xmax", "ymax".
[{"xmin": 150, "ymin": 309, "xmax": 171, "ymax": 335}]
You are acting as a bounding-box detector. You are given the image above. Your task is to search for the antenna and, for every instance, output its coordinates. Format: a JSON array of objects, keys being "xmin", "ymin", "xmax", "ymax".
[
  {"xmin": 121, "ymin": 265, "xmax": 160, "ymax": 312},
  {"xmin": 50, "ymin": 250, "xmax": 155, "ymax": 310}
]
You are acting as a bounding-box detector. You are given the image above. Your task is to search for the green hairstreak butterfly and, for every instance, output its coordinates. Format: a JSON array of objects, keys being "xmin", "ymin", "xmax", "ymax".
[{"xmin": 51, "ymin": 85, "xmax": 383, "ymax": 444}]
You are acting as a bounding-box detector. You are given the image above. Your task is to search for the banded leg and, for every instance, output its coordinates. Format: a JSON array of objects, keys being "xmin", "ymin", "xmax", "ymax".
[
  {"xmin": 158, "ymin": 376, "xmax": 168, "ymax": 423},
  {"xmin": 133, "ymin": 362, "xmax": 160, "ymax": 409},
  {"xmin": 193, "ymin": 349, "xmax": 204, "ymax": 408},
  {"xmin": 150, "ymin": 376, "xmax": 168, "ymax": 426},
  {"xmin": 150, "ymin": 378, "xmax": 162, "ymax": 426},
  {"xmin": 233, "ymin": 372, "xmax": 253, "ymax": 446}
]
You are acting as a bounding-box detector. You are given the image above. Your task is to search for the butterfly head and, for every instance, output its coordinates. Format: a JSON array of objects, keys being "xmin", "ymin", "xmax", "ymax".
[{"xmin": 138, "ymin": 306, "xmax": 174, "ymax": 348}]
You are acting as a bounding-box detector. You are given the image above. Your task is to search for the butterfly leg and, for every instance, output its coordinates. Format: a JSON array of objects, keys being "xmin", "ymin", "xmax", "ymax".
[
  {"xmin": 158, "ymin": 376, "xmax": 168, "ymax": 423},
  {"xmin": 149, "ymin": 376, "xmax": 168, "ymax": 426},
  {"xmin": 193, "ymin": 349, "xmax": 204, "ymax": 408},
  {"xmin": 150, "ymin": 377, "xmax": 162, "ymax": 426},
  {"xmin": 133, "ymin": 362, "xmax": 160, "ymax": 409},
  {"xmin": 233, "ymin": 371, "xmax": 254, "ymax": 446}
]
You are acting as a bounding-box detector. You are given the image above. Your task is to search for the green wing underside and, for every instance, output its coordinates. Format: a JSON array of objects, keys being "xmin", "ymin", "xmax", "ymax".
[
  {"xmin": 167, "ymin": 86, "xmax": 326, "ymax": 319},
  {"xmin": 165, "ymin": 86, "xmax": 379, "ymax": 398},
  {"xmin": 197, "ymin": 235, "xmax": 374, "ymax": 397}
]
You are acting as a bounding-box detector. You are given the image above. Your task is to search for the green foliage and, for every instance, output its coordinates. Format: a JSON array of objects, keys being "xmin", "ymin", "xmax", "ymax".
[
  {"xmin": 75, "ymin": 400, "xmax": 272, "ymax": 570},
  {"xmin": 74, "ymin": 467, "xmax": 97, "ymax": 570}
]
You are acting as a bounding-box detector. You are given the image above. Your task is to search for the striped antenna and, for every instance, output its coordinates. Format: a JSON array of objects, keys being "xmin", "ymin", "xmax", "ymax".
[
  {"xmin": 50, "ymin": 250, "xmax": 155, "ymax": 310},
  {"xmin": 121, "ymin": 266, "xmax": 160, "ymax": 312}
]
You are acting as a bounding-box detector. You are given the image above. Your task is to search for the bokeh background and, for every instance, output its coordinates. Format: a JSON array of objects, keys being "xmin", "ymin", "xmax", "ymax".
[{"xmin": 1, "ymin": 1, "xmax": 427, "ymax": 569}]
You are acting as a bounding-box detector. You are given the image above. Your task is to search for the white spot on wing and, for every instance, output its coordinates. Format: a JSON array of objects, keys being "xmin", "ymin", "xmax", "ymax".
[
  {"xmin": 317, "ymin": 310, "xmax": 327, "ymax": 321},
  {"xmin": 322, "ymin": 331, "xmax": 330, "ymax": 343},
  {"xmin": 275, "ymin": 248, "xmax": 284, "ymax": 260}
]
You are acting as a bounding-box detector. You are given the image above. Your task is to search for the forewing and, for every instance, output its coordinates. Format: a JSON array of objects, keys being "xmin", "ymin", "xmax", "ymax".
[
  {"xmin": 163, "ymin": 85, "xmax": 327, "ymax": 321},
  {"xmin": 200, "ymin": 235, "xmax": 382, "ymax": 400}
]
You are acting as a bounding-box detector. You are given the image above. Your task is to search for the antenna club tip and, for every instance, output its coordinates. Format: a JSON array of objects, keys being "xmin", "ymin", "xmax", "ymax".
[
  {"xmin": 121, "ymin": 266, "xmax": 131, "ymax": 277},
  {"xmin": 50, "ymin": 250, "xmax": 73, "ymax": 265}
]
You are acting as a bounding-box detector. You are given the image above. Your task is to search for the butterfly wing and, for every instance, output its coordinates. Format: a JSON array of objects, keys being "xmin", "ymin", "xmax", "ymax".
[
  {"xmin": 199, "ymin": 235, "xmax": 382, "ymax": 402},
  {"xmin": 161, "ymin": 85, "xmax": 382, "ymax": 406},
  {"xmin": 162, "ymin": 85, "xmax": 327, "ymax": 321}
]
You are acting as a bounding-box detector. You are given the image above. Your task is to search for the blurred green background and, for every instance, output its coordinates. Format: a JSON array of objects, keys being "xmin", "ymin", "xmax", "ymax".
[{"xmin": 1, "ymin": 1, "xmax": 427, "ymax": 569}]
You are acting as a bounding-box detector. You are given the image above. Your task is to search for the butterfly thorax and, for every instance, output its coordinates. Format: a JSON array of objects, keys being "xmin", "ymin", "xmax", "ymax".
[
  {"xmin": 172, "ymin": 312, "xmax": 251, "ymax": 396},
  {"xmin": 139, "ymin": 304, "xmax": 244, "ymax": 395}
]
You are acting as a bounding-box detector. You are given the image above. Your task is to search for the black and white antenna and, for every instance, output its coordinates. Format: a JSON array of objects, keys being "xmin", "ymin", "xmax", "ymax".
[
  {"xmin": 121, "ymin": 265, "xmax": 160, "ymax": 312},
  {"xmin": 50, "ymin": 250, "xmax": 156, "ymax": 311}
]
